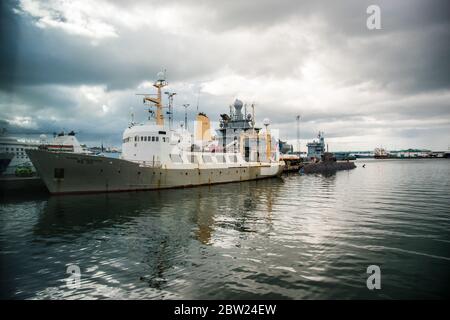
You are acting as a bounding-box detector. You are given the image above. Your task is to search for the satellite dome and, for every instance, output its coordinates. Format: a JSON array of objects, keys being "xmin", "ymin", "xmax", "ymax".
[
  {"xmin": 39, "ymin": 134, "xmax": 47, "ymax": 140},
  {"xmin": 263, "ymin": 118, "xmax": 270, "ymax": 126},
  {"xmin": 233, "ymin": 99, "xmax": 243, "ymax": 110}
]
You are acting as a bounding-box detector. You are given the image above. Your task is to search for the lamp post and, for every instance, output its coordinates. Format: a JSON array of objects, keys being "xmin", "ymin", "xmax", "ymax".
[
  {"xmin": 182, "ymin": 104, "xmax": 190, "ymax": 130},
  {"xmin": 164, "ymin": 91, "xmax": 176, "ymax": 129},
  {"xmin": 296, "ymin": 115, "xmax": 301, "ymax": 155}
]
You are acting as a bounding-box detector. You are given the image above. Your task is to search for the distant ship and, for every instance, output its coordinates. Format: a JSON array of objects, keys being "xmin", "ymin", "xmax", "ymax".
[
  {"xmin": 307, "ymin": 131, "xmax": 325, "ymax": 161},
  {"xmin": 0, "ymin": 131, "xmax": 91, "ymax": 176},
  {"xmin": 0, "ymin": 135, "xmax": 40, "ymax": 175},
  {"xmin": 374, "ymin": 147, "xmax": 390, "ymax": 159},
  {"xmin": 27, "ymin": 73, "xmax": 284, "ymax": 194}
]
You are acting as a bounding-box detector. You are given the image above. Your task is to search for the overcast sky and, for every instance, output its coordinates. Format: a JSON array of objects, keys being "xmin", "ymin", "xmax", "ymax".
[{"xmin": 1, "ymin": 0, "xmax": 449, "ymax": 151}]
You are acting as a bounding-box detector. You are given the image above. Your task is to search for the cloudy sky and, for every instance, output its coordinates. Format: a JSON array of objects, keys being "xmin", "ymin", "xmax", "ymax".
[{"xmin": 1, "ymin": 0, "xmax": 449, "ymax": 151}]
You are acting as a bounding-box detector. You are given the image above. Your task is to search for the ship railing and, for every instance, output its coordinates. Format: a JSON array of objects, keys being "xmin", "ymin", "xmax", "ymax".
[{"xmin": 128, "ymin": 159, "xmax": 163, "ymax": 168}]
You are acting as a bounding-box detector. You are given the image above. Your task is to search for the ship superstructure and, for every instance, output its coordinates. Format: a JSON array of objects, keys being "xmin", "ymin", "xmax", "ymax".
[
  {"xmin": 307, "ymin": 132, "xmax": 325, "ymax": 161},
  {"xmin": 40, "ymin": 131, "xmax": 92, "ymax": 154},
  {"xmin": 27, "ymin": 73, "xmax": 284, "ymax": 194}
]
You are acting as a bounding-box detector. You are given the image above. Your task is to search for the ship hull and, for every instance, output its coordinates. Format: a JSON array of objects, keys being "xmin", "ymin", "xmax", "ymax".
[{"xmin": 27, "ymin": 150, "xmax": 283, "ymax": 194}]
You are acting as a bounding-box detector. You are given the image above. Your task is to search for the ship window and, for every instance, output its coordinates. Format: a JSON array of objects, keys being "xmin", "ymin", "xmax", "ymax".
[
  {"xmin": 202, "ymin": 155, "xmax": 212, "ymax": 163},
  {"xmin": 148, "ymin": 136, "xmax": 151, "ymax": 141},
  {"xmin": 152, "ymin": 136, "xmax": 155, "ymax": 142},
  {"xmin": 170, "ymin": 154, "xmax": 183, "ymax": 164},
  {"xmin": 54, "ymin": 168, "xmax": 64, "ymax": 179},
  {"xmin": 156, "ymin": 137, "xmax": 159, "ymax": 142},
  {"xmin": 141, "ymin": 136, "xmax": 144, "ymax": 141},
  {"xmin": 216, "ymin": 155, "xmax": 225, "ymax": 163},
  {"xmin": 190, "ymin": 155, "xmax": 199, "ymax": 164}
]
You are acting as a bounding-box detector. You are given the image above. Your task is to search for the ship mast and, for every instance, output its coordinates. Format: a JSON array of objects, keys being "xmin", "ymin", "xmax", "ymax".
[{"xmin": 142, "ymin": 71, "xmax": 168, "ymax": 126}]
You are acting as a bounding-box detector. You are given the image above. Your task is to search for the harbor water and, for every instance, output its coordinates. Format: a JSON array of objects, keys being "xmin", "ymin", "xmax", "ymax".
[{"xmin": 0, "ymin": 159, "xmax": 449, "ymax": 299}]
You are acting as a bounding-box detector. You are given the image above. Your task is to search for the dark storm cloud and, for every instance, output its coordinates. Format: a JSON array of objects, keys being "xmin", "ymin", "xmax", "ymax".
[
  {"xmin": 1, "ymin": 0, "xmax": 448, "ymax": 92},
  {"xmin": 0, "ymin": 1, "xmax": 225, "ymax": 90}
]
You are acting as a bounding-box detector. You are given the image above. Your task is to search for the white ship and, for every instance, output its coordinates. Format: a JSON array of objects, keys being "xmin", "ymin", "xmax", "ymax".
[
  {"xmin": 0, "ymin": 131, "xmax": 91, "ymax": 176},
  {"xmin": 27, "ymin": 73, "xmax": 284, "ymax": 194},
  {"xmin": 0, "ymin": 135, "xmax": 39, "ymax": 175}
]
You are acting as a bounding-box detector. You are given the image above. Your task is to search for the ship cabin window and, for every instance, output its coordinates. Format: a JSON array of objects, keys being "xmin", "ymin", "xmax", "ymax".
[
  {"xmin": 202, "ymin": 155, "xmax": 213, "ymax": 163},
  {"xmin": 147, "ymin": 136, "xmax": 151, "ymax": 141},
  {"xmin": 141, "ymin": 136, "xmax": 144, "ymax": 141},
  {"xmin": 162, "ymin": 137, "xmax": 166, "ymax": 142},
  {"xmin": 216, "ymin": 155, "xmax": 225, "ymax": 163},
  {"xmin": 229, "ymin": 155, "xmax": 238, "ymax": 163},
  {"xmin": 155, "ymin": 137, "xmax": 159, "ymax": 142},
  {"xmin": 190, "ymin": 155, "xmax": 199, "ymax": 164},
  {"xmin": 170, "ymin": 154, "xmax": 183, "ymax": 164},
  {"xmin": 152, "ymin": 136, "xmax": 155, "ymax": 142}
]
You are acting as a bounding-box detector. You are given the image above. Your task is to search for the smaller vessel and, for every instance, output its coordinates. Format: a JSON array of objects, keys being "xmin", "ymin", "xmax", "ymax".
[
  {"xmin": 0, "ymin": 135, "xmax": 39, "ymax": 175},
  {"xmin": 0, "ymin": 131, "xmax": 91, "ymax": 176},
  {"xmin": 374, "ymin": 147, "xmax": 390, "ymax": 159},
  {"xmin": 307, "ymin": 132, "xmax": 325, "ymax": 161}
]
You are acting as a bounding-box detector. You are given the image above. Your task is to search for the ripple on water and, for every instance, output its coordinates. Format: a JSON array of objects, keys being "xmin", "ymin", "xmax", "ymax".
[{"xmin": 0, "ymin": 159, "xmax": 449, "ymax": 299}]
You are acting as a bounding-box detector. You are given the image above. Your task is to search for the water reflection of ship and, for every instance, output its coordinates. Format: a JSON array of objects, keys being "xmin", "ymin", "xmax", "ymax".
[
  {"xmin": 192, "ymin": 178, "xmax": 283, "ymax": 245},
  {"xmin": 33, "ymin": 179, "xmax": 284, "ymax": 289}
]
